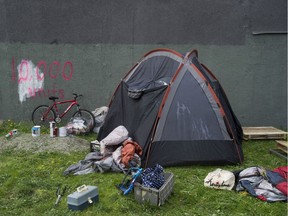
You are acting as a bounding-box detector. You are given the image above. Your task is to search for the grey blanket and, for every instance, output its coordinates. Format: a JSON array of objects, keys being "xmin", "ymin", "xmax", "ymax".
[{"xmin": 63, "ymin": 152, "xmax": 124, "ymax": 175}]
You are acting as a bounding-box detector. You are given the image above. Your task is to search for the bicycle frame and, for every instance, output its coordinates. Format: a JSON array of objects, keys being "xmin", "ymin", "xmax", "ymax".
[
  {"xmin": 32, "ymin": 93, "xmax": 95, "ymax": 130},
  {"xmin": 44, "ymin": 99, "xmax": 80, "ymax": 120}
]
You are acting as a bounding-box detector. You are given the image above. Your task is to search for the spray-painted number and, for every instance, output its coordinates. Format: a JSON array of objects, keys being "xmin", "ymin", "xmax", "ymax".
[{"xmin": 12, "ymin": 58, "xmax": 74, "ymax": 83}]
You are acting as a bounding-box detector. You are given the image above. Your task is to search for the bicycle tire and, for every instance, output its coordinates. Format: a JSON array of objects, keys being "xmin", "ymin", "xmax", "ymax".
[
  {"xmin": 32, "ymin": 105, "xmax": 56, "ymax": 127},
  {"xmin": 72, "ymin": 109, "xmax": 95, "ymax": 132}
]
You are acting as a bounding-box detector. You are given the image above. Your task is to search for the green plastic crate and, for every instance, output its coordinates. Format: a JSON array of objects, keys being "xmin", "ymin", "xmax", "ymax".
[{"xmin": 134, "ymin": 172, "xmax": 174, "ymax": 206}]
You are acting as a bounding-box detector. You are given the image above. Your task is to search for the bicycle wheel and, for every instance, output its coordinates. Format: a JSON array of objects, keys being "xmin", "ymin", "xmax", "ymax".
[
  {"xmin": 72, "ymin": 109, "xmax": 95, "ymax": 131},
  {"xmin": 32, "ymin": 105, "xmax": 56, "ymax": 127}
]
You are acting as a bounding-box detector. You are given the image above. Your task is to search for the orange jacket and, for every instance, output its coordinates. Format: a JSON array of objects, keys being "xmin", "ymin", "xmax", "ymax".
[{"xmin": 121, "ymin": 140, "xmax": 142, "ymax": 167}]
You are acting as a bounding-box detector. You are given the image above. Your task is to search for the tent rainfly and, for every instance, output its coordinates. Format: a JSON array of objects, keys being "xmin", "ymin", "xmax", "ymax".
[{"xmin": 98, "ymin": 48, "xmax": 244, "ymax": 167}]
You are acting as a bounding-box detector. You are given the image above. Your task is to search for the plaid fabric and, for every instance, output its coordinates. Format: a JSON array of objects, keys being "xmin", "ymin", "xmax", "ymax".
[{"xmin": 141, "ymin": 164, "xmax": 165, "ymax": 189}]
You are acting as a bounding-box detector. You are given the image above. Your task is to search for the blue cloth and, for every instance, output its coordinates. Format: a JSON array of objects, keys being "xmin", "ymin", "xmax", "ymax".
[
  {"xmin": 141, "ymin": 164, "xmax": 165, "ymax": 189},
  {"xmin": 266, "ymin": 170, "xmax": 286, "ymax": 186}
]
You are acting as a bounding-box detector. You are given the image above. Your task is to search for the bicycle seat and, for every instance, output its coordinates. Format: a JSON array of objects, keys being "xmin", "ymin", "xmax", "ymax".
[{"xmin": 49, "ymin": 96, "xmax": 59, "ymax": 101}]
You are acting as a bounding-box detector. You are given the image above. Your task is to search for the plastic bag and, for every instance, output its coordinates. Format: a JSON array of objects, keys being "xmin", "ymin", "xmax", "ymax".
[
  {"xmin": 204, "ymin": 168, "xmax": 235, "ymax": 190},
  {"xmin": 92, "ymin": 106, "xmax": 108, "ymax": 133},
  {"xmin": 66, "ymin": 117, "xmax": 89, "ymax": 135}
]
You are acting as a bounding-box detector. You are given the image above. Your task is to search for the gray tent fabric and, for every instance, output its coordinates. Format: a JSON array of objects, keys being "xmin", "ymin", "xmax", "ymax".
[
  {"xmin": 153, "ymin": 66, "xmax": 230, "ymax": 141},
  {"xmin": 63, "ymin": 152, "xmax": 102, "ymax": 175},
  {"xmin": 63, "ymin": 152, "xmax": 124, "ymax": 175},
  {"xmin": 98, "ymin": 48, "xmax": 244, "ymax": 167}
]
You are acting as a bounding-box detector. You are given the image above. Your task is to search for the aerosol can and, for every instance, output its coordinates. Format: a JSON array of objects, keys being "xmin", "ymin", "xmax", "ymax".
[{"xmin": 50, "ymin": 121, "xmax": 56, "ymax": 137}]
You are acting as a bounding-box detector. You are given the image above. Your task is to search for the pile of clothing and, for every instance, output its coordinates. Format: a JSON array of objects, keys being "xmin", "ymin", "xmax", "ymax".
[
  {"xmin": 235, "ymin": 166, "xmax": 287, "ymax": 202},
  {"xmin": 63, "ymin": 125, "xmax": 142, "ymax": 175},
  {"xmin": 204, "ymin": 166, "xmax": 287, "ymax": 202}
]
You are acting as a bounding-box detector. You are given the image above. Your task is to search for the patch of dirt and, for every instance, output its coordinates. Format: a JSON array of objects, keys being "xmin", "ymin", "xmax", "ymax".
[{"xmin": 0, "ymin": 133, "xmax": 91, "ymax": 154}]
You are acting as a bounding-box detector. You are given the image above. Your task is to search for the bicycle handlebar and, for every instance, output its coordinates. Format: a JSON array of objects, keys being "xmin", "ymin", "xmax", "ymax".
[{"xmin": 73, "ymin": 93, "xmax": 83, "ymax": 99}]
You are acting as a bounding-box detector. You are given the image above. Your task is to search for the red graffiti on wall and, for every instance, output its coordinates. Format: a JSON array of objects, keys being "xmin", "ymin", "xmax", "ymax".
[
  {"xmin": 11, "ymin": 57, "xmax": 74, "ymax": 83},
  {"xmin": 11, "ymin": 57, "xmax": 74, "ymax": 99}
]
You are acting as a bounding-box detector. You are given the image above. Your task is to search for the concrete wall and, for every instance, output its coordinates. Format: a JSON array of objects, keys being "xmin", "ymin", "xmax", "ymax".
[{"xmin": 0, "ymin": 0, "xmax": 287, "ymax": 129}]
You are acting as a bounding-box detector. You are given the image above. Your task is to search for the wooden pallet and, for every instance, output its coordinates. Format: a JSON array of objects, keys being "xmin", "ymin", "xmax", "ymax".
[
  {"xmin": 242, "ymin": 127, "xmax": 288, "ymax": 140},
  {"xmin": 269, "ymin": 148, "xmax": 288, "ymax": 160},
  {"xmin": 275, "ymin": 140, "xmax": 288, "ymax": 153}
]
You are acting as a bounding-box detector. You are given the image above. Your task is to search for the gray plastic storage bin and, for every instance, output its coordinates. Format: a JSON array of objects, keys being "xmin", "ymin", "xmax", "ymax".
[
  {"xmin": 67, "ymin": 185, "xmax": 99, "ymax": 211},
  {"xmin": 134, "ymin": 172, "xmax": 174, "ymax": 206}
]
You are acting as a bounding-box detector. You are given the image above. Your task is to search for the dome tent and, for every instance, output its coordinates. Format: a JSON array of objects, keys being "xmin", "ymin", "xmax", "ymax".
[{"xmin": 98, "ymin": 48, "xmax": 244, "ymax": 167}]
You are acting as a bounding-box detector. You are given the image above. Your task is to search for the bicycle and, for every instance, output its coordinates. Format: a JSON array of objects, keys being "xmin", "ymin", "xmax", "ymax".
[{"xmin": 31, "ymin": 93, "xmax": 95, "ymax": 131}]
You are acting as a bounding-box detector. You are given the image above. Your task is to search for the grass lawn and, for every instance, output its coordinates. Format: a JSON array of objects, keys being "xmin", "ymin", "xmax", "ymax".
[{"xmin": 0, "ymin": 120, "xmax": 287, "ymax": 215}]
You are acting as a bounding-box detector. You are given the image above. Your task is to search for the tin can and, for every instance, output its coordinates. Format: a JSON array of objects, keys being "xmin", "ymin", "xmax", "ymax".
[{"xmin": 54, "ymin": 127, "xmax": 58, "ymax": 137}]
